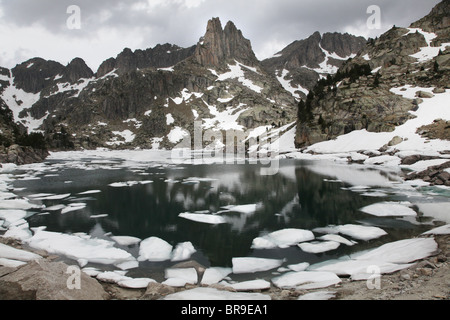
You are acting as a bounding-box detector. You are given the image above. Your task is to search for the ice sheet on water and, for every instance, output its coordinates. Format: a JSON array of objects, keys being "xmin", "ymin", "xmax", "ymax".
[
  {"xmin": 287, "ymin": 262, "xmax": 310, "ymax": 272},
  {"xmin": 32, "ymin": 193, "xmax": 71, "ymax": 200},
  {"xmin": 171, "ymin": 242, "xmax": 196, "ymax": 262},
  {"xmin": 316, "ymin": 224, "xmax": 388, "ymax": 241},
  {"xmin": 317, "ymin": 234, "xmax": 357, "ymax": 246},
  {"xmin": 201, "ymin": 267, "xmax": 232, "ymax": 285},
  {"xmin": 310, "ymin": 237, "xmax": 437, "ymax": 279},
  {"xmin": 298, "ymin": 290, "xmax": 336, "ymax": 300},
  {"xmin": 77, "ymin": 190, "xmax": 101, "ymax": 195},
  {"xmin": 232, "ymin": 257, "xmax": 283, "ymax": 274},
  {"xmin": 26, "ymin": 230, "xmax": 134, "ymax": 265},
  {"xmin": 110, "ymin": 236, "xmax": 141, "ymax": 246},
  {"xmin": 298, "ymin": 241, "xmax": 340, "ymax": 254},
  {"xmin": 164, "ymin": 268, "xmax": 198, "ymax": 287},
  {"xmin": 228, "ymin": 279, "xmax": 271, "ymax": 291},
  {"xmin": 360, "ymin": 201, "xmax": 417, "ymax": 217},
  {"xmin": 138, "ymin": 236, "xmax": 173, "ymax": 262},
  {"xmin": 422, "ymin": 224, "xmax": 450, "ymax": 235},
  {"xmin": 0, "ymin": 243, "xmax": 42, "ymax": 262},
  {"xmin": 118, "ymin": 278, "xmax": 156, "ymax": 289},
  {"xmin": 251, "ymin": 228, "xmax": 315, "ymax": 249},
  {"xmin": 0, "ymin": 209, "xmax": 28, "ymax": 227},
  {"xmin": 179, "ymin": 212, "xmax": 226, "ymax": 225},
  {"xmin": 272, "ymin": 271, "xmax": 341, "ymax": 290},
  {"xmin": 163, "ymin": 287, "xmax": 271, "ymax": 300},
  {"xmin": 220, "ymin": 203, "xmax": 260, "ymax": 215}
]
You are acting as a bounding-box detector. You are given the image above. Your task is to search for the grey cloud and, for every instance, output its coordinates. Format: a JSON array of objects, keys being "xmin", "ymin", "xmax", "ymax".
[{"xmin": 0, "ymin": 0, "xmax": 442, "ymax": 68}]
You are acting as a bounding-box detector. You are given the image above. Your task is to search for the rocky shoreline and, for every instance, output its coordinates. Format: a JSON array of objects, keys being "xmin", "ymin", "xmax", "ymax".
[{"xmin": 0, "ymin": 231, "xmax": 448, "ymax": 301}]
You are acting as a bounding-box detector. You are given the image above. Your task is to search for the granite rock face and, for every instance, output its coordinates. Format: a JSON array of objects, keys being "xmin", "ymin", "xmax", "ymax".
[
  {"xmin": 295, "ymin": 0, "xmax": 450, "ymax": 148},
  {"xmin": 0, "ymin": 260, "xmax": 108, "ymax": 300}
]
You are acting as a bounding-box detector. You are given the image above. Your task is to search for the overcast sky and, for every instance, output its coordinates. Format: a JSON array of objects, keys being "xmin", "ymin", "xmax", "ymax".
[{"xmin": 0, "ymin": 0, "xmax": 441, "ymax": 72}]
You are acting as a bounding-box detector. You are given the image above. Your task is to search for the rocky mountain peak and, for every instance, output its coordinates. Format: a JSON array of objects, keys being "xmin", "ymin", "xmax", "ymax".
[
  {"xmin": 11, "ymin": 58, "xmax": 65, "ymax": 93},
  {"xmin": 410, "ymin": 0, "xmax": 449, "ymax": 42},
  {"xmin": 63, "ymin": 58, "xmax": 94, "ymax": 83},
  {"xmin": 194, "ymin": 17, "xmax": 258, "ymax": 67}
]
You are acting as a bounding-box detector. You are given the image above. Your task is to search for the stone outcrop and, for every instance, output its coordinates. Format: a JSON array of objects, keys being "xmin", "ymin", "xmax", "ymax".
[
  {"xmin": 295, "ymin": 0, "xmax": 450, "ymax": 148},
  {"xmin": 96, "ymin": 43, "xmax": 196, "ymax": 77},
  {"xmin": 194, "ymin": 18, "xmax": 258, "ymax": 68},
  {"xmin": 0, "ymin": 260, "xmax": 108, "ymax": 300},
  {"xmin": 261, "ymin": 31, "xmax": 367, "ymax": 94}
]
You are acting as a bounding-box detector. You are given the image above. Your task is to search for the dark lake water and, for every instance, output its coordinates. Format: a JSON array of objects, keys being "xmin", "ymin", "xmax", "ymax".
[{"xmin": 9, "ymin": 157, "xmax": 449, "ymax": 281}]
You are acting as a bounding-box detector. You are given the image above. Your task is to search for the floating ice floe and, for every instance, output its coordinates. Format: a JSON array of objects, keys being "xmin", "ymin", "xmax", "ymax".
[
  {"xmin": 164, "ymin": 268, "xmax": 198, "ymax": 287},
  {"xmin": 110, "ymin": 236, "xmax": 141, "ymax": 246},
  {"xmin": 310, "ymin": 237, "xmax": 438, "ymax": 280},
  {"xmin": 298, "ymin": 241, "xmax": 340, "ymax": 254},
  {"xmin": 171, "ymin": 242, "xmax": 196, "ymax": 262},
  {"xmin": 201, "ymin": 267, "xmax": 232, "ymax": 285},
  {"xmin": 287, "ymin": 262, "xmax": 310, "ymax": 272},
  {"xmin": 179, "ymin": 212, "xmax": 226, "ymax": 225},
  {"xmin": 0, "ymin": 243, "xmax": 42, "ymax": 263},
  {"xmin": 0, "ymin": 209, "xmax": 29, "ymax": 227},
  {"xmin": 0, "ymin": 199, "xmax": 41, "ymax": 210},
  {"xmin": 220, "ymin": 203, "xmax": 260, "ymax": 215},
  {"xmin": 317, "ymin": 234, "xmax": 357, "ymax": 246},
  {"xmin": 232, "ymin": 257, "xmax": 283, "ymax": 274},
  {"xmin": 314, "ymin": 224, "xmax": 387, "ymax": 241},
  {"xmin": 228, "ymin": 279, "xmax": 271, "ymax": 291},
  {"xmin": 26, "ymin": 230, "xmax": 135, "ymax": 265},
  {"xmin": 298, "ymin": 290, "xmax": 336, "ymax": 300},
  {"xmin": 32, "ymin": 193, "xmax": 71, "ymax": 201},
  {"xmin": 163, "ymin": 287, "xmax": 271, "ymax": 300},
  {"xmin": 251, "ymin": 228, "xmax": 315, "ymax": 249},
  {"xmin": 61, "ymin": 203, "xmax": 87, "ymax": 214},
  {"xmin": 138, "ymin": 236, "xmax": 173, "ymax": 262},
  {"xmin": 118, "ymin": 277, "xmax": 156, "ymax": 289},
  {"xmin": 360, "ymin": 201, "xmax": 417, "ymax": 217},
  {"xmin": 422, "ymin": 224, "xmax": 450, "ymax": 235},
  {"xmin": 77, "ymin": 190, "xmax": 101, "ymax": 195},
  {"xmin": 272, "ymin": 271, "xmax": 341, "ymax": 290}
]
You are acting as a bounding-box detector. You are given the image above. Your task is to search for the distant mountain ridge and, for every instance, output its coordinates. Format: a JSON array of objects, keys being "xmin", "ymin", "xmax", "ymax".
[{"xmin": 0, "ymin": 16, "xmax": 368, "ymax": 163}]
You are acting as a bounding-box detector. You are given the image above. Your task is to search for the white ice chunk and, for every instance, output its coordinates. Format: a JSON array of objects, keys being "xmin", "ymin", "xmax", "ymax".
[
  {"xmin": 164, "ymin": 267, "xmax": 198, "ymax": 285},
  {"xmin": 229, "ymin": 279, "xmax": 271, "ymax": 291},
  {"xmin": 298, "ymin": 290, "xmax": 336, "ymax": 300},
  {"xmin": 422, "ymin": 224, "xmax": 450, "ymax": 235},
  {"xmin": 336, "ymin": 224, "xmax": 387, "ymax": 241},
  {"xmin": 0, "ymin": 243, "xmax": 42, "ymax": 262},
  {"xmin": 287, "ymin": 262, "xmax": 310, "ymax": 272},
  {"xmin": 272, "ymin": 271, "xmax": 341, "ymax": 290},
  {"xmin": 115, "ymin": 259, "xmax": 139, "ymax": 270},
  {"xmin": 96, "ymin": 271, "xmax": 130, "ymax": 284},
  {"xmin": 26, "ymin": 230, "xmax": 133, "ymax": 265},
  {"xmin": 77, "ymin": 190, "xmax": 101, "ymax": 195},
  {"xmin": 221, "ymin": 203, "xmax": 260, "ymax": 214},
  {"xmin": 118, "ymin": 278, "xmax": 156, "ymax": 289},
  {"xmin": 110, "ymin": 236, "xmax": 141, "ymax": 246},
  {"xmin": 171, "ymin": 242, "xmax": 196, "ymax": 262},
  {"xmin": 0, "ymin": 199, "xmax": 40, "ymax": 210},
  {"xmin": 232, "ymin": 257, "xmax": 283, "ymax": 274},
  {"xmin": 0, "ymin": 257, "xmax": 28, "ymax": 268},
  {"xmin": 317, "ymin": 234, "xmax": 357, "ymax": 246},
  {"xmin": 360, "ymin": 202, "xmax": 417, "ymax": 217},
  {"xmin": 179, "ymin": 212, "xmax": 226, "ymax": 225},
  {"xmin": 201, "ymin": 267, "xmax": 232, "ymax": 285},
  {"xmin": 163, "ymin": 287, "xmax": 271, "ymax": 300},
  {"xmin": 251, "ymin": 228, "xmax": 315, "ymax": 249},
  {"xmin": 353, "ymin": 237, "xmax": 438, "ymax": 264},
  {"xmin": 298, "ymin": 241, "xmax": 340, "ymax": 253},
  {"xmin": 138, "ymin": 237, "xmax": 173, "ymax": 262}
]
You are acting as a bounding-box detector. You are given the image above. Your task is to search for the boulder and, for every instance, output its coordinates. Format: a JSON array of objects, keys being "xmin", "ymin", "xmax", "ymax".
[{"xmin": 0, "ymin": 260, "xmax": 108, "ymax": 300}]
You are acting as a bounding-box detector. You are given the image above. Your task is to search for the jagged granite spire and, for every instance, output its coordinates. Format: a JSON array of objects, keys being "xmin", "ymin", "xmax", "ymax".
[{"xmin": 194, "ymin": 17, "xmax": 258, "ymax": 67}]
